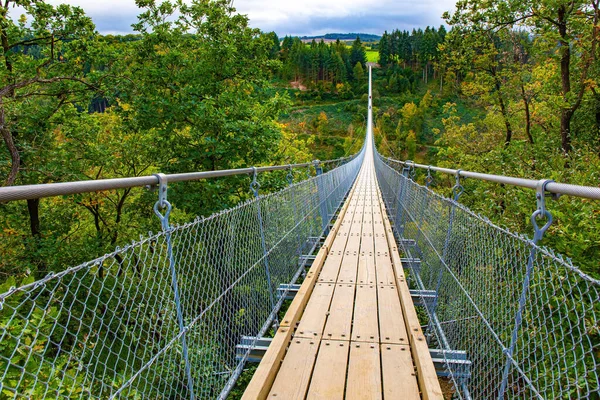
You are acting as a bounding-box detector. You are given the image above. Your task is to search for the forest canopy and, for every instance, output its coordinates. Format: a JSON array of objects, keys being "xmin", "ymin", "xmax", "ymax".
[{"xmin": 0, "ymin": 0, "xmax": 314, "ymax": 281}]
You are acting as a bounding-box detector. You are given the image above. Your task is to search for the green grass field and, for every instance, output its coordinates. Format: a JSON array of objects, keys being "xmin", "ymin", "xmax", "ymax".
[{"xmin": 366, "ymin": 49, "xmax": 379, "ymax": 63}]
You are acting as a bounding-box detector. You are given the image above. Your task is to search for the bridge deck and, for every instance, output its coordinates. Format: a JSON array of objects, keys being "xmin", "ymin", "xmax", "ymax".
[{"xmin": 243, "ymin": 147, "xmax": 443, "ymax": 399}]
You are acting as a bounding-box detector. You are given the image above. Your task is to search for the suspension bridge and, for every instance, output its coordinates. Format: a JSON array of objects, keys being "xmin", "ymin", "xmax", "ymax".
[{"xmin": 0, "ymin": 66, "xmax": 598, "ymax": 399}]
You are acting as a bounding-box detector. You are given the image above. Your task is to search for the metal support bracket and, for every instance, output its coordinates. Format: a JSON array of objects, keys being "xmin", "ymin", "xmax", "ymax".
[
  {"xmin": 277, "ymin": 284, "xmax": 301, "ymax": 300},
  {"xmin": 400, "ymin": 258, "xmax": 422, "ymax": 269},
  {"xmin": 410, "ymin": 289, "xmax": 437, "ymax": 308},
  {"xmin": 298, "ymin": 254, "xmax": 317, "ymax": 267},
  {"xmin": 429, "ymin": 349, "xmax": 472, "ymax": 380},
  {"xmin": 235, "ymin": 336, "xmax": 273, "ymax": 363},
  {"xmin": 397, "ymin": 239, "xmax": 417, "ymax": 247},
  {"xmin": 236, "ymin": 340, "xmax": 473, "ymax": 385}
]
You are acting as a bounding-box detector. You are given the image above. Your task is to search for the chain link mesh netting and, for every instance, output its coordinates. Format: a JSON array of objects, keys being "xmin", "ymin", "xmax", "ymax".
[
  {"xmin": 0, "ymin": 152, "xmax": 364, "ymax": 399},
  {"xmin": 374, "ymin": 152, "xmax": 599, "ymax": 400}
]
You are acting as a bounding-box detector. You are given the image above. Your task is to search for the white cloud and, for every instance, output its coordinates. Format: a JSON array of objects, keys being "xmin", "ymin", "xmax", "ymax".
[
  {"xmin": 8, "ymin": 0, "xmax": 457, "ymax": 36},
  {"xmin": 234, "ymin": 0, "xmax": 456, "ymax": 35}
]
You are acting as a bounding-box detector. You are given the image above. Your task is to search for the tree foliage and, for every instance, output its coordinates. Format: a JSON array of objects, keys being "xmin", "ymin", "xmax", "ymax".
[{"xmin": 0, "ymin": 0, "xmax": 309, "ymax": 281}]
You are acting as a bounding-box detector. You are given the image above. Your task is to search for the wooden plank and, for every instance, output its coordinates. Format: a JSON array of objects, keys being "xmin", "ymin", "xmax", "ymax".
[
  {"xmin": 356, "ymin": 248, "xmax": 375, "ymax": 285},
  {"xmin": 377, "ymin": 190, "xmax": 444, "ymax": 400},
  {"xmin": 336, "ymin": 246, "xmax": 360, "ymax": 283},
  {"xmin": 279, "ymin": 245, "xmax": 328, "ymax": 328},
  {"xmin": 357, "ymin": 192, "xmax": 375, "ymax": 285},
  {"xmin": 318, "ymin": 249, "xmax": 345, "ymax": 283},
  {"xmin": 351, "ymin": 284, "xmax": 379, "ymax": 342},
  {"xmin": 322, "ymin": 185, "xmax": 357, "ymax": 250},
  {"xmin": 377, "ymin": 284, "xmax": 409, "ymax": 345},
  {"xmin": 295, "ymin": 282, "xmax": 335, "ymax": 340},
  {"xmin": 372, "ymin": 194, "xmax": 396, "ymax": 286},
  {"xmin": 397, "ymin": 282, "xmax": 444, "ymax": 400},
  {"xmin": 346, "ymin": 342, "xmax": 382, "ymax": 400},
  {"xmin": 381, "ymin": 344, "xmax": 420, "ymax": 400},
  {"xmin": 336, "ymin": 199, "xmax": 363, "ymax": 284},
  {"xmin": 268, "ymin": 338, "xmax": 319, "ymax": 400},
  {"xmin": 319, "ymin": 187, "xmax": 363, "ymax": 283},
  {"xmin": 376, "ymin": 188, "xmax": 408, "ymax": 283},
  {"xmin": 323, "ymin": 283, "xmax": 355, "ymax": 341},
  {"xmin": 241, "ymin": 326, "xmax": 294, "ymax": 400},
  {"xmin": 306, "ymin": 340, "xmax": 349, "ymax": 400},
  {"xmin": 409, "ymin": 329, "xmax": 444, "ymax": 400},
  {"xmin": 374, "ymin": 247, "xmax": 396, "ymax": 286}
]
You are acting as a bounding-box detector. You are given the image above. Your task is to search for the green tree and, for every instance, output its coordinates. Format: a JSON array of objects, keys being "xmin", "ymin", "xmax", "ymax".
[
  {"xmin": 0, "ymin": 1, "xmax": 111, "ymax": 277},
  {"xmin": 353, "ymin": 62, "xmax": 365, "ymax": 83},
  {"xmin": 0, "ymin": 1, "xmax": 100, "ymax": 186},
  {"xmin": 127, "ymin": 0, "xmax": 290, "ymax": 214},
  {"xmin": 443, "ymin": 27, "xmax": 516, "ymax": 146},
  {"xmin": 445, "ymin": 0, "xmax": 600, "ymax": 154},
  {"xmin": 265, "ymin": 31, "xmax": 281, "ymax": 59},
  {"xmin": 378, "ymin": 31, "xmax": 391, "ymax": 66},
  {"xmin": 350, "ymin": 37, "xmax": 367, "ymax": 70}
]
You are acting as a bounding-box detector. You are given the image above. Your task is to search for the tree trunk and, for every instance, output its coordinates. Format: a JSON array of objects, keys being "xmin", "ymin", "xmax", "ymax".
[
  {"xmin": 558, "ymin": 5, "xmax": 573, "ymax": 154},
  {"xmin": 27, "ymin": 198, "xmax": 48, "ymax": 278},
  {"xmin": 595, "ymin": 91, "xmax": 600, "ymax": 155},
  {"xmin": 596, "ymin": 105, "xmax": 600, "ymax": 156},
  {"xmin": 560, "ymin": 108, "xmax": 574, "ymax": 154},
  {"xmin": 521, "ymin": 83, "xmax": 533, "ymax": 144},
  {"xmin": 492, "ymin": 71, "xmax": 513, "ymax": 147},
  {"xmin": 0, "ymin": 103, "xmax": 19, "ymax": 186},
  {"xmin": 500, "ymin": 94, "xmax": 513, "ymax": 147},
  {"xmin": 27, "ymin": 198, "xmax": 41, "ymax": 236}
]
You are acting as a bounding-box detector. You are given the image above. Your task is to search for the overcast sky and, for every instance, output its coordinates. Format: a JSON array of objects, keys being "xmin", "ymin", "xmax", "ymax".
[{"xmin": 32, "ymin": 0, "xmax": 457, "ymax": 36}]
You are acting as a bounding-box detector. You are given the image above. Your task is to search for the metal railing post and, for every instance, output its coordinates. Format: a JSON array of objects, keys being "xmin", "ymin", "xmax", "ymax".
[
  {"xmin": 314, "ymin": 160, "xmax": 330, "ymax": 234},
  {"xmin": 250, "ymin": 168, "xmax": 278, "ymax": 327},
  {"xmin": 287, "ymin": 166, "xmax": 303, "ymax": 258},
  {"xmin": 152, "ymin": 173, "xmax": 196, "ymax": 400},
  {"xmin": 395, "ymin": 163, "xmax": 411, "ymax": 236}
]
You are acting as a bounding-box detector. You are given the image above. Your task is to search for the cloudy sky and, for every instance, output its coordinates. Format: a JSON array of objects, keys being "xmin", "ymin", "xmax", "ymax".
[{"xmin": 32, "ymin": 0, "xmax": 457, "ymax": 36}]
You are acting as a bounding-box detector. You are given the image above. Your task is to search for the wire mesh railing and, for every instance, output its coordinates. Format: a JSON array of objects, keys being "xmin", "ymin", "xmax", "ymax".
[
  {"xmin": 0, "ymin": 151, "xmax": 364, "ymax": 399},
  {"xmin": 374, "ymin": 151, "xmax": 600, "ymax": 400}
]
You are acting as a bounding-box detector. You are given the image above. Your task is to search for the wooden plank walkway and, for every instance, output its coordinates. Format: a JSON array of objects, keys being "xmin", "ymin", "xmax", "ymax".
[
  {"xmin": 243, "ymin": 65, "xmax": 442, "ymax": 399},
  {"xmin": 242, "ymin": 148, "xmax": 443, "ymax": 400}
]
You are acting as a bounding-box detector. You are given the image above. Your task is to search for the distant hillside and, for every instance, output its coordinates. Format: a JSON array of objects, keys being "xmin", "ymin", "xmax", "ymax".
[{"xmin": 298, "ymin": 33, "xmax": 381, "ymax": 43}]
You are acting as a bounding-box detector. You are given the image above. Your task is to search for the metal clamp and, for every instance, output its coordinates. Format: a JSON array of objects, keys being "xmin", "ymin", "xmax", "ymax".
[
  {"xmin": 314, "ymin": 160, "xmax": 323, "ymax": 176},
  {"xmin": 531, "ymin": 179, "xmax": 555, "ymax": 242},
  {"xmin": 402, "ymin": 160, "xmax": 412, "ymax": 178},
  {"xmin": 426, "ymin": 166, "xmax": 434, "ymax": 188},
  {"xmin": 250, "ymin": 167, "xmax": 260, "ymax": 198},
  {"xmin": 152, "ymin": 173, "xmax": 171, "ymax": 229},
  {"xmin": 286, "ymin": 165, "xmax": 294, "ymax": 186},
  {"xmin": 409, "ymin": 160, "xmax": 416, "ymax": 180},
  {"xmin": 452, "ymin": 170, "xmax": 464, "ymax": 201}
]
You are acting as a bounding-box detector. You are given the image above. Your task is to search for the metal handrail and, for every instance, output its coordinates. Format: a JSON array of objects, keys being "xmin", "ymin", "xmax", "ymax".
[
  {"xmin": 381, "ymin": 156, "xmax": 600, "ymax": 201},
  {"xmin": 0, "ymin": 154, "xmax": 357, "ymax": 203}
]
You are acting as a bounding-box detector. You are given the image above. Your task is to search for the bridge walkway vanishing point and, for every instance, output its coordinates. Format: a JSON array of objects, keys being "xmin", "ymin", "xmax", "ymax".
[{"xmin": 242, "ymin": 67, "xmax": 443, "ymax": 400}]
